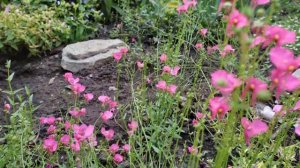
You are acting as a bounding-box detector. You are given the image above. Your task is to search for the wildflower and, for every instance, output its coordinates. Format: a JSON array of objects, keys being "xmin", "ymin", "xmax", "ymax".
[
  {"xmin": 192, "ymin": 119, "xmax": 199, "ymax": 126},
  {"xmin": 64, "ymin": 72, "xmax": 79, "ymax": 85},
  {"xmin": 73, "ymin": 124, "xmax": 94, "ymax": 141},
  {"xmin": 207, "ymin": 45, "xmax": 219, "ymax": 55},
  {"xmin": 156, "ymin": 80, "xmax": 168, "ymax": 91},
  {"xmin": 263, "ymin": 26, "xmax": 296, "ymax": 47},
  {"xmin": 251, "ymin": 0, "xmax": 270, "ymax": 7},
  {"xmin": 211, "ymin": 70, "xmax": 241, "ymax": 95},
  {"xmin": 84, "ymin": 93, "xmax": 94, "ymax": 102},
  {"xmin": 295, "ymin": 126, "xmax": 300, "ymax": 136},
  {"xmin": 113, "ymin": 52, "xmax": 123, "ymax": 63},
  {"xmin": 273, "ymin": 105, "xmax": 286, "ymax": 116},
  {"xmin": 187, "ymin": 146, "xmax": 198, "ymax": 155},
  {"xmin": 4, "ymin": 103, "xmax": 10, "ymax": 112},
  {"xmin": 293, "ymin": 100, "xmax": 300, "ymax": 111},
  {"xmin": 250, "ymin": 36, "xmax": 266, "ymax": 48},
  {"xmin": 195, "ymin": 43, "xmax": 203, "ymax": 50},
  {"xmin": 166, "ymin": 84, "xmax": 177, "ymax": 95},
  {"xmin": 128, "ymin": 120, "xmax": 138, "ymax": 135},
  {"xmin": 47, "ymin": 125, "xmax": 56, "ymax": 134},
  {"xmin": 88, "ymin": 135, "xmax": 98, "ymax": 147},
  {"xmin": 100, "ymin": 111, "xmax": 113, "ymax": 122},
  {"xmin": 226, "ymin": 10, "xmax": 249, "ymax": 36},
  {"xmin": 60, "ymin": 134, "xmax": 70, "ymax": 145},
  {"xmin": 160, "ymin": 54, "xmax": 167, "ymax": 63},
  {"xmin": 71, "ymin": 83, "xmax": 86, "ymax": 95},
  {"xmin": 131, "ymin": 37, "xmax": 136, "ymax": 43},
  {"xmin": 209, "ymin": 97, "xmax": 231, "ymax": 120},
  {"xmin": 196, "ymin": 112, "xmax": 204, "ymax": 119},
  {"xmin": 113, "ymin": 154, "xmax": 124, "ymax": 164},
  {"xmin": 98, "ymin": 95, "xmax": 111, "ymax": 104},
  {"xmin": 220, "ymin": 45, "xmax": 235, "ymax": 57},
  {"xmin": 69, "ymin": 108, "xmax": 86, "ymax": 118},
  {"xmin": 177, "ymin": 4, "xmax": 189, "ymax": 14},
  {"xmin": 101, "ymin": 127, "xmax": 114, "ymax": 141},
  {"xmin": 218, "ymin": 0, "xmax": 235, "ymax": 12},
  {"xmin": 40, "ymin": 116, "xmax": 56, "ymax": 125},
  {"xmin": 65, "ymin": 121, "xmax": 71, "ymax": 131},
  {"xmin": 199, "ymin": 28, "xmax": 208, "ymax": 37},
  {"xmin": 122, "ymin": 144, "xmax": 131, "ymax": 153},
  {"xmin": 163, "ymin": 66, "xmax": 180, "ymax": 76},
  {"xmin": 241, "ymin": 117, "xmax": 268, "ymax": 145},
  {"xmin": 109, "ymin": 143, "xmax": 120, "ymax": 153},
  {"xmin": 71, "ymin": 140, "xmax": 81, "ymax": 152},
  {"xmin": 120, "ymin": 48, "xmax": 129, "ymax": 54},
  {"xmin": 136, "ymin": 61, "xmax": 144, "ymax": 70},
  {"xmin": 177, "ymin": 0, "xmax": 197, "ymax": 14},
  {"xmin": 108, "ymin": 100, "xmax": 118, "ymax": 109},
  {"xmin": 242, "ymin": 77, "xmax": 268, "ymax": 106},
  {"xmin": 43, "ymin": 138, "xmax": 58, "ymax": 153},
  {"xmin": 270, "ymin": 47, "xmax": 300, "ymax": 72}
]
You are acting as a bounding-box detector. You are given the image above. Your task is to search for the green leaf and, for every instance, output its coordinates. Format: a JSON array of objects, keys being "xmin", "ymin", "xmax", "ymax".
[
  {"xmin": 7, "ymin": 72, "xmax": 15, "ymax": 82},
  {"xmin": 152, "ymin": 146, "xmax": 160, "ymax": 154}
]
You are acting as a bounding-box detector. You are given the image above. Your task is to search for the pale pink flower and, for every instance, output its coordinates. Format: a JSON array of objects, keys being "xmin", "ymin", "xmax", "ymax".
[
  {"xmin": 43, "ymin": 138, "xmax": 58, "ymax": 153},
  {"xmin": 270, "ymin": 47, "xmax": 300, "ymax": 72},
  {"xmin": 71, "ymin": 140, "xmax": 81, "ymax": 152},
  {"xmin": 199, "ymin": 28, "xmax": 208, "ymax": 37},
  {"xmin": 60, "ymin": 134, "xmax": 70, "ymax": 145},
  {"xmin": 195, "ymin": 43, "xmax": 203, "ymax": 50},
  {"xmin": 84, "ymin": 93, "xmax": 94, "ymax": 102},
  {"xmin": 109, "ymin": 143, "xmax": 120, "ymax": 153},
  {"xmin": 242, "ymin": 77, "xmax": 268, "ymax": 106},
  {"xmin": 293, "ymin": 100, "xmax": 300, "ymax": 111},
  {"xmin": 113, "ymin": 154, "xmax": 124, "ymax": 164},
  {"xmin": 295, "ymin": 126, "xmax": 300, "ymax": 136},
  {"xmin": 220, "ymin": 45, "xmax": 235, "ymax": 57},
  {"xmin": 40, "ymin": 116, "xmax": 56, "ymax": 125},
  {"xmin": 101, "ymin": 127, "xmax": 114, "ymax": 141},
  {"xmin": 218, "ymin": 0, "xmax": 235, "ymax": 12},
  {"xmin": 250, "ymin": 36, "xmax": 266, "ymax": 48},
  {"xmin": 73, "ymin": 124, "xmax": 94, "ymax": 141},
  {"xmin": 108, "ymin": 100, "xmax": 118, "ymax": 109},
  {"xmin": 98, "ymin": 95, "xmax": 111, "ymax": 104},
  {"xmin": 136, "ymin": 61, "xmax": 144, "ymax": 70},
  {"xmin": 226, "ymin": 10, "xmax": 249, "ymax": 36},
  {"xmin": 122, "ymin": 144, "xmax": 131, "ymax": 153},
  {"xmin": 163, "ymin": 66, "xmax": 171, "ymax": 74},
  {"xmin": 177, "ymin": 4, "xmax": 189, "ymax": 14},
  {"xmin": 170, "ymin": 66, "xmax": 180, "ymax": 76},
  {"xmin": 209, "ymin": 97, "xmax": 231, "ymax": 120},
  {"xmin": 128, "ymin": 121, "xmax": 138, "ymax": 131},
  {"xmin": 131, "ymin": 37, "xmax": 136, "ymax": 43},
  {"xmin": 88, "ymin": 135, "xmax": 98, "ymax": 147},
  {"xmin": 273, "ymin": 105, "xmax": 286, "ymax": 116},
  {"xmin": 187, "ymin": 146, "xmax": 198, "ymax": 155},
  {"xmin": 207, "ymin": 45, "xmax": 219, "ymax": 55},
  {"xmin": 196, "ymin": 112, "xmax": 204, "ymax": 119},
  {"xmin": 64, "ymin": 72, "xmax": 80, "ymax": 85},
  {"xmin": 263, "ymin": 26, "xmax": 296, "ymax": 47},
  {"xmin": 47, "ymin": 125, "xmax": 56, "ymax": 134},
  {"xmin": 241, "ymin": 117, "xmax": 268, "ymax": 145},
  {"xmin": 156, "ymin": 80, "xmax": 167, "ymax": 91},
  {"xmin": 251, "ymin": 0, "xmax": 270, "ymax": 7},
  {"xmin": 69, "ymin": 108, "xmax": 86, "ymax": 118},
  {"xmin": 113, "ymin": 52, "xmax": 123, "ymax": 63},
  {"xmin": 71, "ymin": 83, "xmax": 86, "ymax": 95},
  {"xmin": 211, "ymin": 70, "xmax": 241, "ymax": 95},
  {"xmin": 192, "ymin": 119, "xmax": 199, "ymax": 126},
  {"xmin": 100, "ymin": 111, "xmax": 113, "ymax": 122},
  {"xmin": 166, "ymin": 84, "xmax": 177, "ymax": 95},
  {"xmin": 160, "ymin": 54, "xmax": 167, "ymax": 63},
  {"xmin": 120, "ymin": 48, "xmax": 129, "ymax": 54},
  {"xmin": 4, "ymin": 103, "xmax": 10, "ymax": 111},
  {"xmin": 65, "ymin": 121, "xmax": 71, "ymax": 131}
]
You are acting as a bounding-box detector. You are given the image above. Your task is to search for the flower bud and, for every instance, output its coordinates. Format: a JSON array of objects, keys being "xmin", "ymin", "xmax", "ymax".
[
  {"xmin": 257, "ymin": 90, "xmax": 271, "ymax": 101},
  {"xmin": 256, "ymin": 8, "xmax": 265, "ymax": 18}
]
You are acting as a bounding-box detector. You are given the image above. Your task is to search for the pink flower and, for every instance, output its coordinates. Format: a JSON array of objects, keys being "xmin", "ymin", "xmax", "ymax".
[
  {"xmin": 100, "ymin": 111, "xmax": 113, "ymax": 122},
  {"xmin": 73, "ymin": 124, "xmax": 94, "ymax": 141},
  {"xmin": 60, "ymin": 134, "xmax": 70, "ymax": 145},
  {"xmin": 220, "ymin": 45, "xmax": 235, "ymax": 57},
  {"xmin": 295, "ymin": 126, "xmax": 300, "ymax": 136},
  {"xmin": 69, "ymin": 108, "xmax": 86, "ymax": 118},
  {"xmin": 120, "ymin": 48, "xmax": 129, "ymax": 54},
  {"xmin": 163, "ymin": 66, "xmax": 180, "ymax": 76},
  {"xmin": 128, "ymin": 120, "xmax": 138, "ymax": 131},
  {"xmin": 250, "ymin": 36, "xmax": 266, "ymax": 48},
  {"xmin": 43, "ymin": 138, "xmax": 58, "ymax": 153},
  {"xmin": 47, "ymin": 125, "xmax": 56, "ymax": 134},
  {"xmin": 263, "ymin": 26, "xmax": 296, "ymax": 47},
  {"xmin": 136, "ymin": 61, "xmax": 144, "ymax": 70},
  {"xmin": 293, "ymin": 100, "xmax": 300, "ymax": 111},
  {"xmin": 195, "ymin": 43, "xmax": 203, "ymax": 50},
  {"xmin": 122, "ymin": 144, "xmax": 131, "ymax": 153},
  {"xmin": 113, "ymin": 154, "xmax": 124, "ymax": 164},
  {"xmin": 273, "ymin": 105, "xmax": 286, "ymax": 116},
  {"xmin": 251, "ymin": 0, "xmax": 270, "ymax": 7},
  {"xmin": 192, "ymin": 119, "xmax": 199, "ymax": 126},
  {"xmin": 108, "ymin": 100, "xmax": 118, "ymax": 109},
  {"xmin": 109, "ymin": 143, "xmax": 120, "ymax": 153},
  {"xmin": 4, "ymin": 103, "xmax": 10, "ymax": 111},
  {"xmin": 84, "ymin": 93, "xmax": 94, "ymax": 102},
  {"xmin": 113, "ymin": 52, "xmax": 123, "ymax": 63},
  {"xmin": 64, "ymin": 121, "xmax": 71, "ymax": 131},
  {"xmin": 209, "ymin": 97, "xmax": 231, "ymax": 120},
  {"xmin": 211, "ymin": 70, "xmax": 241, "ymax": 95},
  {"xmin": 187, "ymin": 146, "xmax": 198, "ymax": 155},
  {"xmin": 64, "ymin": 72, "xmax": 79, "ymax": 85},
  {"xmin": 40, "ymin": 116, "xmax": 56, "ymax": 125},
  {"xmin": 196, "ymin": 112, "xmax": 204, "ymax": 119},
  {"xmin": 160, "ymin": 54, "xmax": 167, "ymax": 63},
  {"xmin": 71, "ymin": 83, "xmax": 86, "ymax": 95},
  {"xmin": 199, "ymin": 28, "xmax": 207, "ymax": 37},
  {"xmin": 270, "ymin": 47, "xmax": 300, "ymax": 72},
  {"xmin": 242, "ymin": 77, "xmax": 268, "ymax": 106},
  {"xmin": 241, "ymin": 117, "xmax": 268, "ymax": 145},
  {"xmin": 88, "ymin": 135, "xmax": 98, "ymax": 147},
  {"xmin": 166, "ymin": 84, "xmax": 177, "ymax": 95},
  {"xmin": 71, "ymin": 140, "xmax": 81, "ymax": 152},
  {"xmin": 131, "ymin": 37, "xmax": 136, "ymax": 43},
  {"xmin": 177, "ymin": 4, "xmax": 189, "ymax": 14},
  {"xmin": 101, "ymin": 127, "xmax": 114, "ymax": 141},
  {"xmin": 207, "ymin": 45, "xmax": 219, "ymax": 55},
  {"xmin": 226, "ymin": 10, "xmax": 249, "ymax": 36},
  {"xmin": 156, "ymin": 80, "xmax": 168, "ymax": 90},
  {"xmin": 98, "ymin": 95, "xmax": 111, "ymax": 104}
]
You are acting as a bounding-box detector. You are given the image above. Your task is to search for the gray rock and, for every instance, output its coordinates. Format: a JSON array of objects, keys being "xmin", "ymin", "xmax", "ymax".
[
  {"xmin": 256, "ymin": 103, "xmax": 275, "ymax": 120},
  {"xmin": 61, "ymin": 39, "xmax": 127, "ymax": 72}
]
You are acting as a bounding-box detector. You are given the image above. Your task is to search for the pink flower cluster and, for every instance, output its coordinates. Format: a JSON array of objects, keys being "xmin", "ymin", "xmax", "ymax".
[
  {"xmin": 156, "ymin": 80, "xmax": 177, "ymax": 95},
  {"xmin": 177, "ymin": 0, "xmax": 197, "ymax": 14},
  {"xmin": 113, "ymin": 47, "xmax": 129, "ymax": 63},
  {"xmin": 64, "ymin": 73, "xmax": 85, "ymax": 95}
]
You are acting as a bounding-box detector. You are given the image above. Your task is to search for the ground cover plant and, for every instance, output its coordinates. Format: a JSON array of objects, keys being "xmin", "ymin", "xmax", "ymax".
[{"xmin": 0, "ymin": 0, "xmax": 300, "ymax": 167}]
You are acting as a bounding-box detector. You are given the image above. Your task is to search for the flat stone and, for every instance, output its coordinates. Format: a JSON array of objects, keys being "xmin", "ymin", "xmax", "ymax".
[
  {"xmin": 256, "ymin": 103, "xmax": 275, "ymax": 120},
  {"xmin": 61, "ymin": 39, "xmax": 127, "ymax": 72}
]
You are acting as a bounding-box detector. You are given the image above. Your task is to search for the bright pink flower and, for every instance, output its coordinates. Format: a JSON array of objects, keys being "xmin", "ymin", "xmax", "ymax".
[
  {"xmin": 163, "ymin": 66, "xmax": 171, "ymax": 73},
  {"xmin": 226, "ymin": 10, "xmax": 249, "ymax": 36},
  {"xmin": 98, "ymin": 95, "xmax": 111, "ymax": 104},
  {"xmin": 43, "ymin": 138, "xmax": 58, "ymax": 153},
  {"xmin": 220, "ymin": 45, "xmax": 235, "ymax": 57},
  {"xmin": 250, "ymin": 36, "xmax": 266, "ymax": 48},
  {"xmin": 120, "ymin": 48, "xmax": 129, "ymax": 54},
  {"xmin": 108, "ymin": 100, "xmax": 118, "ymax": 109},
  {"xmin": 40, "ymin": 116, "xmax": 56, "ymax": 125},
  {"xmin": 100, "ymin": 111, "xmax": 113, "ymax": 122},
  {"xmin": 60, "ymin": 134, "xmax": 70, "ymax": 145},
  {"xmin": 192, "ymin": 119, "xmax": 199, "ymax": 126},
  {"xmin": 71, "ymin": 83, "xmax": 86, "ymax": 95},
  {"xmin": 195, "ymin": 43, "xmax": 203, "ymax": 50},
  {"xmin": 209, "ymin": 97, "xmax": 231, "ymax": 120},
  {"xmin": 295, "ymin": 126, "xmax": 300, "ymax": 136},
  {"xmin": 73, "ymin": 124, "xmax": 94, "ymax": 141},
  {"xmin": 293, "ymin": 100, "xmax": 300, "ymax": 111},
  {"xmin": 47, "ymin": 125, "xmax": 56, "ymax": 134},
  {"xmin": 122, "ymin": 144, "xmax": 131, "ymax": 153},
  {"xmin": 177, "ymin": 4, "xmax": 189, "ymax": 14},
  {"xmin": 160, "ymin": 54, "xmax": 167, "ymax": 63},
  {"xmin": 101, "ymin": 127, "xmax": 114, "ymax": 141},
  {"xmin": 251, "ymin": 0, "xmax": 270, "ymax": 7},
  {"xmin": 187, "ymin": 146, "xmax": 198, "ymax": 155},
  {"xmin": 113, "ymin": 52, "xmax": 123, "ymax": 63},
  {"xmin": 4, "ymin": 103, "xmax": 10, "ymax": 111},
  {"xmin": 196, "ymin": 112, "xmax": 204, "ymax": 119},
  {"xmin": 109, "ymin": 143, "xmax": 120, "ymax": 153},
  {"xmin": 64, "ymin": 72, "xmax": 79, "ymax": 85},
  {"xmin": 199, "ymin": 28, "xmax": 207, "ymax": 37},
  {"xmin": 113, "ymin": 154, "xmax": 124, "ymax": 164},
  {"xmin": 69, "ymin": 108, "xmax": 86, "ymax": 118},
  {"xmin": 65, "ymin": 121, "xmax": 71, "ymax": 131},
  {"xmin": 241, "ymin": 117, "xmax": 268, "ymax": 145},
  {"xmin": 136, "ymin": 61, "xmax": 144, "ymax": 70},
  {"xmin": 270, "ymin": 47, "xmax": 300, "ymax": 72},
  {"xmin": 156, "ymin": 80, "xmax": 167, "ymax": 91},
  {"xmin": 183, "ymin": 0, "xmax": 197, "ymax": 7},
  {"xmin": 263, "ymin": 26, "xmax": 296, "ymax": 47},
  {"xmin": 71, "ymin": 140, "xmax": 81, "ymax": 152},
  {"xmin": 166, "ymin": 84, "xmax": 177, "ymax": 95},
  {"xmin": 84, "ymin": 93, "xmax": 94, "ymax": 102},
  {"xmin": 273, "ymin": 105, "xmax": 286, "ymax": 116},
  {"xmin": 242, "ymin": 77, "xmax": 268, "ymax": 106},
  {"xmin": 163, "ymin": 66, "xmax": 180, "ymax": 76},
  {"xmin": 211, "ymin": 70, "xmax": 241, "ymax": 95}
]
